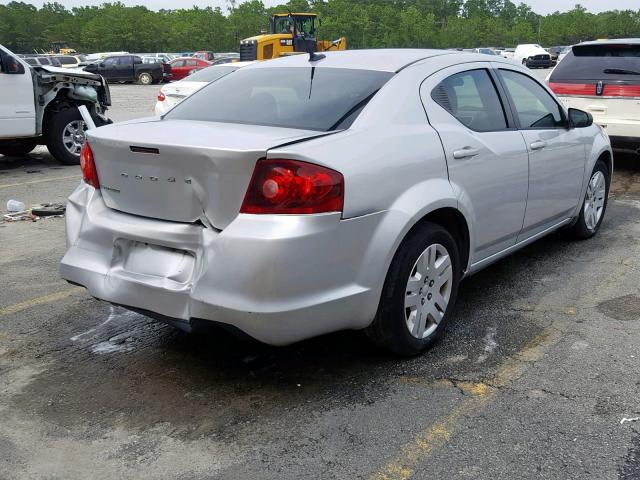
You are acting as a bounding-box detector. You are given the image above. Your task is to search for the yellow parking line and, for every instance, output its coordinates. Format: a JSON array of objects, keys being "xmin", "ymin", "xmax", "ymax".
[
  {"xmin": 0, "ymin": 287, "xmax": 84, "ymax": 318},
  {"xmin": 0, "ymin": 174, "xmax": 80, "ymax": 189},
  {"xmin": 370, "ymin": 330, "xmax": 558, "ymax": 480}
]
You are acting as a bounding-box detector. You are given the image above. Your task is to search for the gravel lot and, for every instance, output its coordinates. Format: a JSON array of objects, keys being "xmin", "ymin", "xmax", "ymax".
[{"xmin": 1, "ymin": 69, "xmax": 639, "ymax": 479}]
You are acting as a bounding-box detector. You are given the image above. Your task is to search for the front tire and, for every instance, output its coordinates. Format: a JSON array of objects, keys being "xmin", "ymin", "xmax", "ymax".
[
  {"xmin": 366, "ymin": 222, "xmax": 461, "ymax": 356},
  {"xmin": 138, "ymin": 72, "xmax": 153, "ymax": 85},
  {"xmin": 570, "ymin": 160, "xmax": 610, "ymax": 239}
]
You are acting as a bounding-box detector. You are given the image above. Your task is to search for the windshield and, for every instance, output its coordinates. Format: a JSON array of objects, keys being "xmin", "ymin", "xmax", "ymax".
[
  {"xmin": 551, "ymin": 44, "xmax": 640, "ymax": 81},
  {"xmin": 273, "ymin": 16, "xmax": 315, "ymax": 37},
  {"xmin": 166, "ymin": 67, "xmax": 393, "ymax": 131},
  {"xmin": 185, "ymin": 65, "xmax": 240, "ymax": 82}
]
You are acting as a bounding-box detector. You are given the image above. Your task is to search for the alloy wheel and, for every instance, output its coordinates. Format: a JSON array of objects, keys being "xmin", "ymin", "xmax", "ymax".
[
  {"xmin": 583, "ymin": 170, "xmax": 607, "ymax": 231},
  {"xmin": 404, "ymin": 243, "xmax": 453, "ymax": 339},
  {"xmin": 62, "ymin": 120, "xmax": 86, "ymax": 156}
]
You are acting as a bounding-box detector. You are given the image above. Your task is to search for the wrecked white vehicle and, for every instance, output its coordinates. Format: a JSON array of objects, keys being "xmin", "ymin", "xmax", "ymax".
[{"xmin": 0, "ymin": 44, "xmax": 111, "ymax": 164}]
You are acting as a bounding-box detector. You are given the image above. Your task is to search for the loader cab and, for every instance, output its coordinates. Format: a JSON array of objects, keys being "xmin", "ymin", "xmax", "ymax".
[{"xmin": 271, "ymin": 13, "xmax": 318, "ymax": 53}]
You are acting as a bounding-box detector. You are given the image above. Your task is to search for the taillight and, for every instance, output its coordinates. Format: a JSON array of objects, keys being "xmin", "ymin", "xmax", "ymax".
[
  {"xmin": 602, "ymin": 84, "xmax": 640, "ymax": 97},
  {"xmin": 240, "ymin": 159, "xmax": 344, "ymax": 215},
  {"xmin": 157, "ymin": 90, "xmax": 166, "ymax": 102},
  {"xmin": 548, "ymin": 82, "xmax": 595, "ymax": 95},
  {"xmin": 80, "ymin": 142, "xmax": 100, "ymax": 189}
]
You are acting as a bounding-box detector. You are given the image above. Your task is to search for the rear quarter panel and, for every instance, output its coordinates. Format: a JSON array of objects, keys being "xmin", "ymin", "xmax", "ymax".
[{"xmin": 268, "ymin": 68, "xmax": 465, "ymax": 303}]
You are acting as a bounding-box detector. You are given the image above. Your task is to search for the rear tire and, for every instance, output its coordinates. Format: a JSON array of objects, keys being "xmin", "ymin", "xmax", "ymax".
[
  {"xmin": 569, "ymin": 160, "xmax": 610, "ymax": 239},
  {"xmin": 0, "ymin": 139, "xmax": 38, "ymax": 158},
  {"xmin": 366, "ymin": 222, "xmax": 461, "ymax": 356},
  {"xmin": 138, "ymin": 72, "xmax": 153, "ymax": 85}
]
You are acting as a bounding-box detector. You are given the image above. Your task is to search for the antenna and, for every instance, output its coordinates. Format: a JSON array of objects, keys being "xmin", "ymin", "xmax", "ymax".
[{"xmin": 309, "ymin": 51, "xmax": 326, "ymax": 62}]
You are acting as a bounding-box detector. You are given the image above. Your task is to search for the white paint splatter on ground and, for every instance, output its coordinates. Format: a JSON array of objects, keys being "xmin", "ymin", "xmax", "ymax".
[
  {"xmin": 70, "ymin": 306, "xmax": 143, "ymax": 354},
  {"xmin": 476, "ymin": 326, "xmax": 498, "ymax": 364},
  {"xmin": 91, "ymin": 337, "xmax": 135, "ymax": 355},
  {"xmin": 70, "ymin": 305, "xmax": 119, "ymax": 341}
]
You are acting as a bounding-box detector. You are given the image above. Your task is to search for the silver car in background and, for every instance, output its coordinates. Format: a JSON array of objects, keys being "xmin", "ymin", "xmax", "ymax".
[{"xmin": 61, "ymin": 50, "xmax": 612, "ymax": 355}]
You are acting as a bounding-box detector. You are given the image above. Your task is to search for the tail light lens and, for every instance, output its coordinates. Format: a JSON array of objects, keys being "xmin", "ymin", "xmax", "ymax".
[
  {"xmin": 80, "ymin": 142, "xmax": 100, "ymax": 189},
  {"xmin": 157, "ymin": 90, "xmax": 166, "ymax": 102},
  {"xmin": 241, "ymin": 159, "xmax": 344, "ymax": 215},
  {"xmin": 603, "ymin": 84, "xmax": 640, "ymax": 97},
  {"xmin": 549, "ymin": 82, "xmax": 596, "ymax": 95}
]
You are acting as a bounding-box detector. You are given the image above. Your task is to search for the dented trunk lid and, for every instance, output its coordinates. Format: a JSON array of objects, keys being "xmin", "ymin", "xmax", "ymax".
[{"xmin": 87, "ymin": 118, "xmax": 323, "ymax": 229}]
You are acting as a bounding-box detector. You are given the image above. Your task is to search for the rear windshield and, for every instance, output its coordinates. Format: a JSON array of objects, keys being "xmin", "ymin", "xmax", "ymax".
[
  {"xmin": 165, "ymin": 66, "xmax": 394, "ymax": 131},
  {"xmin": 185, "ymin": 65, "xmax": 239, "ymax": 82},
  {"xmin": 551, "ymin": 44, "xmax": 640, "ymax": 81}
]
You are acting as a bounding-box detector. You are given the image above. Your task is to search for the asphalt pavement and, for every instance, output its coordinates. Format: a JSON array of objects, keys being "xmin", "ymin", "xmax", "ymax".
[{"xmin": 0, "ymin": 69, "xmax": 639, "ymax": 479}]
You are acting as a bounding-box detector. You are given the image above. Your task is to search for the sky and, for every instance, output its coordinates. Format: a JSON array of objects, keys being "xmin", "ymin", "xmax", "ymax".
[{"xmin": 4, "ymin": 0, "xmax": 640, "ymax": 15}]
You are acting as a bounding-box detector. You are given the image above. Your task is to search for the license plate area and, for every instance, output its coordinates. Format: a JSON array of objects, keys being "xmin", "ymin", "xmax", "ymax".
[{"xmin": 112, "ymin": 239, "xmax": 195, "ymax": 285}]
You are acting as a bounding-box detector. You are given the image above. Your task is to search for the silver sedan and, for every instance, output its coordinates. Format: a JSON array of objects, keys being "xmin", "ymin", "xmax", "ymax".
[{"xmin": 61, "ymin": 49, "xmax": 612, "ymax": 355}]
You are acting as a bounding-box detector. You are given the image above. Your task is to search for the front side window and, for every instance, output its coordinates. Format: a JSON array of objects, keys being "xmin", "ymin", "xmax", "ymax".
[
  {"xmin": 166, "ymin": 67, "xmax": 393, "ymax": 131},
  {"xmin": 431, "ymin": 69, "xmax": 507, "ymax": 132},
  {"xmin": 103, "ymin": 57, "xmax": 118, "ymax": 67},
  {"xmin": 499, "ymin": 69, "xmax": 564, "ymax": 129}
]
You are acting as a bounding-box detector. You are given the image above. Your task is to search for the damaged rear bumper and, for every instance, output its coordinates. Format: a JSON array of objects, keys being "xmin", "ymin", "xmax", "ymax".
[{"xmin": 60, "ymin": 183, "xmax": 385, "ymax": 345}]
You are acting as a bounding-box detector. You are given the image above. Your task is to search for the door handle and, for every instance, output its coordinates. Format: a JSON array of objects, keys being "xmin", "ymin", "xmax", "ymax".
[
  {"xmin": 530, "ymin": 140, "xmax": 547, "ymax": 151},
  {"xmin": 452, "ymin": 147, "xmax": 480, "ymax": 159}
]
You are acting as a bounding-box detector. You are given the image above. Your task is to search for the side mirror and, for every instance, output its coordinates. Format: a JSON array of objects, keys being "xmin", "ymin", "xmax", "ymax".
[
  {"xmin": 568, "ymin": 108, "xmax": 593, "ymax": 128},
  {"xmin": 1, "ymin": 53, "xmax": 25, "ymax": 74}
]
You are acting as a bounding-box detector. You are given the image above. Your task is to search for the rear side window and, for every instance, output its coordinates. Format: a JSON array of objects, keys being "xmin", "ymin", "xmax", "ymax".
[
  {"xmin": 499, "ymin": 70, "xmax": 564, "ymax": 129},
  {"xmin": 431, "ymin": 69, "xmax": 507, "ymax": 132},
  {"xmin": 551, "ymin": 44, "xmax": 640, "ymax": 81},
  {"xmin": 166, "ymin": 67, "xmax": 394, "ymax": 131},
  {"xmin": 38, "ymin": 57, "xmax": 51, "ymax": 65}
]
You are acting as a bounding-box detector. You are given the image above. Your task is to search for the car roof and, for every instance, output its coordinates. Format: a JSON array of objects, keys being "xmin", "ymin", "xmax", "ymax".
[
  {"xmin": 247, "ymin": 49, "xmax": 461, "ymax": 72},
  {"xmin": 245, "ymin": 49, "xmax": 526, "ymax": 73},
  {"xmin": 577, "ymin": 38, "xmax": 640, "ymax": 46}
]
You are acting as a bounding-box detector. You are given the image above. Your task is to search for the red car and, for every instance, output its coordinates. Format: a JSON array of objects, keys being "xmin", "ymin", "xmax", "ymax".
[{"xmin": 168, "ymin": 57, "xmax": 211, "ymax": 81}]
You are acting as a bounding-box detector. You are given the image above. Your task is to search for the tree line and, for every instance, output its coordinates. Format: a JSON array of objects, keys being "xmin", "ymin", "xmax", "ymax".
[{"xmin": 1, "ymin": 0, "xmax": 639, "ymax": 54}]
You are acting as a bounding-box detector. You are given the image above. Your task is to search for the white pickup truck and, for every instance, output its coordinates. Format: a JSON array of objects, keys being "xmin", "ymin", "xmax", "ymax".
[{"xmin": 0, "ymin": 44, "xmax": 111, "ymax": 164}]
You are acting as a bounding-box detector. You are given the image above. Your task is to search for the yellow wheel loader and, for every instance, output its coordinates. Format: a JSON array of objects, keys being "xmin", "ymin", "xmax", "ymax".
[{"xmin": 240, "ymin": 13, "xmax": 346, "ymax": 61}]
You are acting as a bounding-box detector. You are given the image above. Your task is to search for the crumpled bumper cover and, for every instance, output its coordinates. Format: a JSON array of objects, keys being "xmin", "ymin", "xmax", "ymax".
[{"xmin": 60, "ymin": 183, "xmax": 385, "ymax": 345}]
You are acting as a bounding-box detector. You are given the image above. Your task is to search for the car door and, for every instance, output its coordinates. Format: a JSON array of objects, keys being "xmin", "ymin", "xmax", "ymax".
[
  {"xmin": 183, "ymin": 59, "xmax": 198, "ymax": 76},
  {"xmin": 116, "ymin": 56, "xmax": 134, "ymax": 80},
  {"xmin": 421, "ymin": 64, "xmax": 529, "ymax": 263},
  {"xmin": 496, "ymin": 67, "xmax": 586, "ymax": 238},
  {"xmin": 0, "ymin": 49, "xmax": 35, "ymax": 137},
  {"xmin": 100, "ymin": 57, "xmax": 119, "ymax": 81},
  {"xmin": 170, "ymin": 60, "xmax": 186, "ymax": 80}
]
